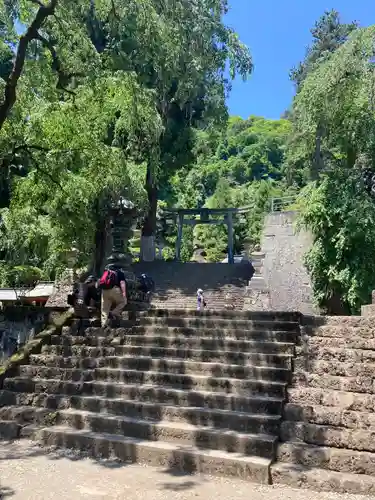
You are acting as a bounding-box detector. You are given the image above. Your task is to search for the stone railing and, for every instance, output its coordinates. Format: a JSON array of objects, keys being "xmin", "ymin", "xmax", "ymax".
[{"xmin": 270, "ymin": 195, "xmax": 298, "ymax": 212}]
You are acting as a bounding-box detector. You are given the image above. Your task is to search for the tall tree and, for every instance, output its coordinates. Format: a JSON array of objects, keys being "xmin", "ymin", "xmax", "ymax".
[
  {"xmin": 84, "ymin": 0, "xmax": 253, "ymax": 260},
  {"xmin": 290, "ymin": 9, "xmax": 358, "ymax": 91}
]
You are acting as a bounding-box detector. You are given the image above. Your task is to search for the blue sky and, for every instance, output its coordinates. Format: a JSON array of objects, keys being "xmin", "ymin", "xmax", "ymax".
[{"xmin": 225, "ymin": 0, "xmax": 375, "ymax": 119}]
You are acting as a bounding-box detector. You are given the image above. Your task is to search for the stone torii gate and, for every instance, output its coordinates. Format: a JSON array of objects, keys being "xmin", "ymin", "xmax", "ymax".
[{"xmin": 163, "ymin": 207, "xmax": 250, "ymax": 264}]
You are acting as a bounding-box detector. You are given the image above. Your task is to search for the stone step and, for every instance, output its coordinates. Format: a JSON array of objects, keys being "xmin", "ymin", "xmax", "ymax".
[
  {"xmin": 41, "ymin": 345, "xmax": 294, "ymax": 367},
  {"xmin": 14, "ymin": 368, "xmax": 288, "ymax": 397},
  {"xmin": 280, "ymin": 421, "xmax": 375, "ymax": 453},
  {"xmin": 277, "ymin": 441, "xmax": 375, "ymax": 475},
  {"xmin": 37, "ymin": 425, "xmax": 272, "ymax": 482},
  {"xmin": 1, "ymin": 387, "xmax": 284, "ymax": 415},
  {"xmin": 271, "ymin": 462, "xmax": 375, "ymax": 495},
  {"xmin": 4, "ymin": 376, "xmax": 286, "ymax": 400},
  {"xmin": 50, "ymin": 335, "xmax": 295, "ymax": 354},
  {"xmin": 55, "ymin": 409, "xmax": 278, "ymax": 458},
  {"xmin": 136, "ymin": 317, "xmax": 300, "ymax": 331},
  {"xmin": 293, "ymin": 372, "xmax": 375, "ymax": 394},
  {"xmin": 294, "ymin": 359, "xmax": 375, "ymax": 378},
  {"xmin": 0, "ymin": 406, "xmax": 57, "ymax": 427},
  {"xmin": 284, "ymin": 403, "xmax": 375, "ymax": 429},
  {"xmin": 306, "ymin": 324, "xmax": 375, "ymax": 339},
  {"xmin": 296, "ymin": 346, "xmax": 375, "ymax": 364},
  {"xmin": 28, "ymin": 356, "xmax": 291, "ymax": 382},
  {"xmin": 81, "ymin": 326, "xmax": 298, "ymax": 343},
  {"xmin": 306, "ymin": 336, "xmax": 375, "ymax": 350},
  {"xmin": 288, "ymin": 387, "xmax": 375, "ymax": 412},
  {"xmin": 139, "ymin": 309, "xmax": 300, "ymax": 322},
  {"xmin": 0, "ymin": 397, "xmax": 282, "ymax": 434}
]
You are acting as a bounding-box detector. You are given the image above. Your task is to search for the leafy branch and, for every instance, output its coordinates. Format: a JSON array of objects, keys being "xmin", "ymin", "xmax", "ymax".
[{"xmin": 0, "ymin": 0, "xmax": 58, "ymax": 131}]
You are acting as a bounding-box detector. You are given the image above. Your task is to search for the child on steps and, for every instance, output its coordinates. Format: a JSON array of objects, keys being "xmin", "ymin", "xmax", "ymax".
[{"xmin": 197, "ymin": 288, "xmax": 207, "ymax": 311}]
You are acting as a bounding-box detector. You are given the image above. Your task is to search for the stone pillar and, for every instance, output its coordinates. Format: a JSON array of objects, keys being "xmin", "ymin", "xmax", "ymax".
[
  {"xmin": 243, "ymin": 250, "xmax": 271, "ymax": 311},
  {"xmin": 107, "ymin": 197, "xmax": 137, "ymax": 277},
  {"xmin": 227, "ymin": 212, "xmax": 234, "ymax": 264},
  {"xmin": 175, "ymin": 212, "xmax": 184, "ymax": 261}
]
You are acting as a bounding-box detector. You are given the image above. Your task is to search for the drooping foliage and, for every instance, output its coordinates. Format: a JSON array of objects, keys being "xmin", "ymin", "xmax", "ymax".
[
  {"xmin": 0, "ymin": 0, "xmax": 252, "ymax": 282},
  {"xmin": 287, "ymin": 25, "xmax": 375, "ymax": 313}
]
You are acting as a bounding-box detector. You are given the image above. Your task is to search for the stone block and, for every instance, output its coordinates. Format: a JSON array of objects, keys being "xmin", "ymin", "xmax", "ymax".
[
  {"xmin": 0, "ymin": 420, "xmax": 20, "ymax": 439},
  {"xmin": 361, "ymin": 304, "xmax": 375, "ymax": 317}
]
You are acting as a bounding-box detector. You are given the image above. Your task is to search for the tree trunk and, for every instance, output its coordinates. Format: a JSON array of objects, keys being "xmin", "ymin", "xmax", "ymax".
[
  {"xmin": 0, "ymin": 0, "xmax": 58, "ymax": 131},
  {"xmin": 92, "ymin": 199, "xmax": 108, "ymax": 276},
  {"xmin": 141, "ymin": 164, "xmax": 158, "ymax": 262}
]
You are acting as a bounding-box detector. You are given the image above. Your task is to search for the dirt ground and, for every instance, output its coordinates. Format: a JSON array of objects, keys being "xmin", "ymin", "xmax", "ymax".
[{"xmin": 0, "ymin": 440, "xmax": 371, "ymax": 500}]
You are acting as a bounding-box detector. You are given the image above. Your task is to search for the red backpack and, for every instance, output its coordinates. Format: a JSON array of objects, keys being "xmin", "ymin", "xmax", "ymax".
[{"xmin": 99, "ymin": 269, "xmax": 117, "ymax": 289}]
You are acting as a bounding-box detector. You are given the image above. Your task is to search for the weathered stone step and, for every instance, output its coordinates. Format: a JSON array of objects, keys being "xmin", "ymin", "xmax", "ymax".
[
  {"xmin": 55, "ymin": 409, "xmax": 277, "ymax": 458},
  {"xmin": 81, "ymin": 326, "xmax": 298, "ymax": 343},
  {"xmin": 296, "ymin": 346, "xmax": 375, "ymax": 363},
  {"xmin": 294, "ymin": 359, "xmax": 375, "ymax": 378},
  {"xmin": 38, "ymin": 426, "xmax": 272, "ymax": 482},
  {"xmin": 0, "ymin": 405, "xmax": 57, "ymax": 427},
  {"xmin": 288, "ymin": 387, "xmax": 375, "ymax": 412},
  {"xmin": 140, "ymin": 309, "xmax": 300, "ymax": 322},
  {"xmin": 1, "ymin": 386, "xmax": 284, "ymax": 415},
  {"xmin": 28, "ymin": 356, "xmax": 291, "ymax": 382},
  {"xmin": 284, "ymin": 403, "xmax": 375, "ymax": 429},
  {"xmin": 50, "ymin": 335, "xmax": 295, "ymax": 354},
  {"xmin": 306, "ymin": 324, "xmax": 375, "ymax": 339},
  {"xmin": 293, "ymin": 372, "xmax": 375, "ymax": 394},
  {"xmin": 136, "ymin": 317, "xmax": 300, "ymax": 331},
  {"xmin": 15, "ymin": 368, "xmax": 288, "ymax": 397},
  {"xmin": 41, "ymin": 345, "xmax": 294, "ymax": 367},
  {"xmin": 277, "ymin": 441, "xmax": 375, "ymax": 475},
  {"xmin": 4, "ymin": 373, "xmax": 285, "ymax": 401},
  {"xmin": 0, "ymin": 397, "xmax": 281, "ymax": 434},
  {"xmin": 280, "ymin": 421, "xmax": 375, "ymax": 453},
  {"xmin": 271, "ymin": 462, "xmax": 375, "ymax": 494},
  {"xmin": 306, "ymin": 336, "xmax": 375, "ymax": 350}
]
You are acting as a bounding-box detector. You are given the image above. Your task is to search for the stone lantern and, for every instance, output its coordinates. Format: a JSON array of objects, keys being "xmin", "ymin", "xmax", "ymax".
[
  {"xmin": 107, "ymin": 196, "xmax": 137, "ymax": 277},
  {"xmin": 66, "ymin": 242, "xmax": 79, "ymax": 283}
]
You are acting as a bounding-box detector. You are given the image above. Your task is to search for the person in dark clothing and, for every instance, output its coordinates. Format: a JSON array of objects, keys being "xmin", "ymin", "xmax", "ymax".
[{"xmin": 83, "ymin": 275, "xmax": 100, "ymax": 308}]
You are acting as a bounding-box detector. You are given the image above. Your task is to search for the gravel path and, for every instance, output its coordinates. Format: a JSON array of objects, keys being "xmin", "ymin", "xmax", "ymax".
[{"xmin": 0, "ymin": 440, "xmax": 371, "ymax": 500}]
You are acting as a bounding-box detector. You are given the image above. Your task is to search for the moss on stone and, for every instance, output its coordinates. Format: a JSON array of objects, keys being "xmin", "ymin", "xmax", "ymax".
[{"xmin": 0, "ymin": 310, "xmax": 73, "ymax": 378}]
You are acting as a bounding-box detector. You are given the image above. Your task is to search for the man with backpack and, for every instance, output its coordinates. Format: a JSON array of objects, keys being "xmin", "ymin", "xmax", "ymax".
[{"xmin": 98, "ymin": 265, "xmax": 127, "ymax": 326}]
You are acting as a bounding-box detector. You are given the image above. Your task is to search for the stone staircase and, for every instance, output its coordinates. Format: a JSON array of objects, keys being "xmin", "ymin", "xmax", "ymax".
[
  {"xmin": 271, "ymin": 316, "xmax": 375, "ymax": 494},
  {"xmin": 132, "ymin": 262, "xmax": 253, "ymax": 310},
  {"xmin": 0, "ymin": 309, "xmax": 299, "ymax": 482}
]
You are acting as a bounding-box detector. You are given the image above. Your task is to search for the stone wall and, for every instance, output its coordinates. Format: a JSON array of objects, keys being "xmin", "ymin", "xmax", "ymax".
[
  {"xmin": 271, "ymin": 315, "xmax": 375, "ymax": 494},
  {"xmin": 261, "ymin": 211, "xmax": 316, "ymax": 314},
  {"xmin": 0, "ymin": 307, "xmax": 52, "ymax": 361}
]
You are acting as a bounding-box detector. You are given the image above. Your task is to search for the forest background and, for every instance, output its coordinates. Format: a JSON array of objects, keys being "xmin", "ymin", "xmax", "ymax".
[{"xmin": 0, "ymin": 1, "xmax": 374, "ymax": 314}]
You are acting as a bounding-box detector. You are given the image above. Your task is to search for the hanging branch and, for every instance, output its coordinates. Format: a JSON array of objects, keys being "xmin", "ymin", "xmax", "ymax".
[
  {"xmin": 0, "ymin": 0, "xmax": 59, "ymax": 132},
  {"xmin": 35, "ymin": 33, "xmax": 79, "ymax": 96}
]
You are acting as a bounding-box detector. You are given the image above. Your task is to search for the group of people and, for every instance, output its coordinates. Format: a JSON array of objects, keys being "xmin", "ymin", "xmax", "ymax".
[
  {"xmin": 69, "ymin": 265, "xmax": 130, "ymax": 327},
  {"xmin": 70, "ymin": 265, "xmax": 209, "ymax": 323}
]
